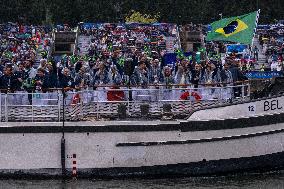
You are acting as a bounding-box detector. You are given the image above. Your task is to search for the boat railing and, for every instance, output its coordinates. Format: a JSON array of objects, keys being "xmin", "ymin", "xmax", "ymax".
[{"xmin": 0, "ymin": 83, "xmax": 250, "ymax": 122}]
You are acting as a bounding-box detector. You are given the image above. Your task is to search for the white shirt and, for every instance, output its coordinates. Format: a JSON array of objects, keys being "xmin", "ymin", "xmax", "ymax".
[
  {"xmin": 26, "ymin": 67, "xmax": 37, "ymax": 78},
  {"xmin": 277, "ymin": 62, "xmax": 282, "ymax": 72},
  {"xmin": 271, "ymin": 61, "xmax": 278, "ymax": 71}
]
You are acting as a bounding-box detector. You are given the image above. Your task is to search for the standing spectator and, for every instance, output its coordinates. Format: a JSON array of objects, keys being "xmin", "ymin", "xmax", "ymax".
[
  {"xmin": 38, "ymin": 58, "xmax": 47, "ymax": 70},
  {"xmin": 253, "ymin": 46, "xmax": 259, "ymax": 61},
  {"xmin": 220, "ymin": 62, "xmax": 233, "ymax": 99},
  {"xmin": 229, "ymin": 61, "xmax": 247, "ymax": 97},
  {"xmin": 34, "ymin": 68, "xmax": 49, "ymax": 91},
  {"xmin": 93, "ymin": 63, "xmax": 109, "ymax": 85},
  {"xmin": 108, "ymin": 65, "xmax": 122, "ymax": 85},
  {"xmin": 59, "ymin": 68, "xmax": 74, "ymax": 88},
  {"xmin": 131, "ymin": 61, "xmax": 149, "ymax": 101},
  {"xmin": 162, "ymin": 66, "xmax": 174, "ymax": 100},
  {"xmin": 24, "ymin": 60, "xmax": 36, "ymax": 79},
  {"xmin": 23, "ymin": 60, "xmax": 36, "ymax": 104},
  {"xmin": 0, "ymin": 66, "xmax": 16, "ymax": 92},
  {"xmin": 131, "ymin": 61, "xmax": 148, "ymax": 86},
  {"xmin": 46, "ymin": 63, "xmax": 58, "ymax": 88},
  {"xmin": 191, "ymin": 63, "xmax": 205, "ymax": 89},
  {"xmin": 174, "ymin": 60, "xmax": 191, "ymax": 85},
  {"xmin": 13, "ymin": 62, "xmax": 29, "ymax": 104},
  {"xmin": 14, "ymin": 62, "xmax": 27, "ymax": 91},
  {"xmin": 149, "ymin": 59, "xmax": 163, "ymax": 84}
]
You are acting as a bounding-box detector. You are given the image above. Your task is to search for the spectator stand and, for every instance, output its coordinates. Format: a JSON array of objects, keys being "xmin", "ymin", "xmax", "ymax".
[{"xmin": 256, "ymin": 24, "xmax": 284, "ymax": 72}]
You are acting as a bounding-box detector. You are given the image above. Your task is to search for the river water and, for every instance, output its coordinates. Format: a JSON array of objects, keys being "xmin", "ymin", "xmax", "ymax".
[{"xmin": 0, "ymin": 171, "xmax": 284, "ymax": 189}]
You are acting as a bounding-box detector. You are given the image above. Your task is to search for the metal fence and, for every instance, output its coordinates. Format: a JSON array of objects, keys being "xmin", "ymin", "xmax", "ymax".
[{"xmin": 0, "ymin": 84, "xmax": 250, "ymax": 122}]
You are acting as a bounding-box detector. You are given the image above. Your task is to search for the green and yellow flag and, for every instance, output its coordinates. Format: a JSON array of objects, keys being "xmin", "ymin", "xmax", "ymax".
[{"xmin": 206, "ymin": 11, "xmax": 259, "ymax": 44}]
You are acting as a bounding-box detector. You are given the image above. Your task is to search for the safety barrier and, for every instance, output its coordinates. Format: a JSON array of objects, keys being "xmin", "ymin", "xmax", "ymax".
[{"xmin": 0, "ymin": 84, "xmax": 250, "ymax": 122}]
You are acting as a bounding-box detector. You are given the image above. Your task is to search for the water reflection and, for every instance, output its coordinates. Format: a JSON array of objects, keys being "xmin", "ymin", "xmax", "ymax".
[{"xmin": 0, "ymin": 172, "xmax": 284, "ymax": 189}]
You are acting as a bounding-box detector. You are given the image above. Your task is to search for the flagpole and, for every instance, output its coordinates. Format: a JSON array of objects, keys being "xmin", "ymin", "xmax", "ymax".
[{"xmin": 251, "ymin": 9, "xmax": 260, "ymax": 55}]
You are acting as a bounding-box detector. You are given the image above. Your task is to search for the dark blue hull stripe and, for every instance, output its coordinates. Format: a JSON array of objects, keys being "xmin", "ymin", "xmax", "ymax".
[
  {"xmin": 116, "ymin": 128, "xmax": 284, "ymax": 146},
  {"xmin": 0, "ymin": 112, "xmax": 284, "ymax": 133}
]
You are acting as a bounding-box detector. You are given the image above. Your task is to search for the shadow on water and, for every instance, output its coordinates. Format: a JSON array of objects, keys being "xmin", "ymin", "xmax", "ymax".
[{"xmin": 0, "ymin": 171, "xmax": 284, "ymax": 189}]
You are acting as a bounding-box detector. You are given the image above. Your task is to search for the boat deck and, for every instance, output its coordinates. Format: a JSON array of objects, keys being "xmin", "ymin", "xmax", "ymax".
[{"xmin": 0, "ymin": 120, "xmax": 185, "ymax": 127}]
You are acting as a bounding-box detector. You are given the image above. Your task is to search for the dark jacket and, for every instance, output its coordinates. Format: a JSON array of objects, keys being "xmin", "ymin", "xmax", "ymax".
[
  {"xmin": 14, "ymin": 70, "xmax": 28, "ymax": 90},
  {"xmin": 191, "ymin": 68, "xmax": 205, "ymax": 88},
  {"xmin": 229, "ymin": 65, "xmax": 247, "ymax": 82},
  {"xmin": 0, "ymin": 74, "xmax": 17, "ymax": 91},
  {"xmin": 46, "ymin": 72, "xmax": 58, "ymax": 88},
  {"xmin": 34, "ymin": 75, "xmax": 49, "ymax": 90},
  {"xmin": 59, "ymin": 75, "xmax": 74, "ymax": 88}
]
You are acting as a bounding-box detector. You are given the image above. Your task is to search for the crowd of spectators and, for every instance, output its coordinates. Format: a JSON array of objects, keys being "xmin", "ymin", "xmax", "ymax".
[
  {"xmin": 257, "ymin": 24, "xmax": 284, "ymax": 71},
  {"xmin": 0, "ymin": 22, "xmax": 249, "ymax": 105}
]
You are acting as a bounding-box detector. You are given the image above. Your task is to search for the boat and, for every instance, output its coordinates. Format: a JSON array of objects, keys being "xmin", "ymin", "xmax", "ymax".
[{"xmin": 0, "ymin": 82, "xmax": 284, "ymax": 178}]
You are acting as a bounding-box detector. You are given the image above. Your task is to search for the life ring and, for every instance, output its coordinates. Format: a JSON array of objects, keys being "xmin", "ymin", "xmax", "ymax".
[
  {"xmin": 71, "ymin": 93, "xmax": 81, "ymax": 105},
  {"xmin": 180, "ymin": 91, "xmax": 202, "ymax": 101},
  {"xmin": 191, "ymin": 91, "xmax": 202, "ymax": 101}
]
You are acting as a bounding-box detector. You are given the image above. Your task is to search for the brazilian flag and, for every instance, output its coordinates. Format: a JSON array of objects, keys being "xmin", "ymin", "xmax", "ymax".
[{"xmin": 206, "ymin": 11, "xmax": 259, "ymax": 44}]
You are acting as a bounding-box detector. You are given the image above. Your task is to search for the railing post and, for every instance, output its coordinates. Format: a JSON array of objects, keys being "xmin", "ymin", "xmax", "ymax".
[
  {"xmin": 0, "ymin": 92, "xmax": 2, "ymax": 122},
  {"xmin": 96, "ymin": 90, "xmax": 99, "ymax": 119},
  {"xmin": 80, "ymin": 91, "xmax": 83, "ymax": 120},
  {"xmin": 219, "ymin": 86, "xmax": 222, "ymax": 101},
  {"xmin": 127, "ymin": 88, "xmax": 130, "ymax": 116},
  {"xmin": 247, "ymin": 83, "xmax": 251, "ymax": 98},
  {"xmin": 31, "ymin": 92, "xmax": 34, "ymax": 122},
  {"xmin": 5, "ymin": 94, "xmax": 8, "ymax": 122},
  {"xmin": 241, "ymin": 84, "xmax": 245, "ymax": 98},
  {"xmin": 58, "ymin": 90, "xmax": 61, "ymax": 122},
  {"xmin": 158, "ymin": 86, "xmax": 161, "ymax": 113}
]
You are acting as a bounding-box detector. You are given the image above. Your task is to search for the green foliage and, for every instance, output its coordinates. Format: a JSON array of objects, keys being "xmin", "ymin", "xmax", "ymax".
[
  {"xmin": 0, "ymin": 0, "xmax": 283, "ymax": 25},
  {"xmin": 125, "ymin": 11, "xmax": 159, "ymax": 23}
]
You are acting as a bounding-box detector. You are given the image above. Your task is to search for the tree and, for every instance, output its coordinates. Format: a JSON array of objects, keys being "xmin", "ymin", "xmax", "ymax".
[
  {"xmin": 125, "ymin": 11, "xmax": 159, "ymax": 23},
  {"xmin": 0, "ymin": 0, "xmax": 283, "ymax": 25}
]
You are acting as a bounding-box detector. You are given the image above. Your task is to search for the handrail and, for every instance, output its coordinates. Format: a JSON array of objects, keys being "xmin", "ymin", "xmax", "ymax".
[
  {"xmin": 0, "ymin": 85, "xmax": 250, "ymax": 96},
  {"xmin": 0, "ymin": 80, "xmax": 252, "ymax": 92},
  {"xmin": 0, "ymin": 84, "xmax": 250, "ymax": 122}
]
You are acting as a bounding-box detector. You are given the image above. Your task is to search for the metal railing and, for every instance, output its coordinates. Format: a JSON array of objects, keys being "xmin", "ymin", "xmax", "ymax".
[{"xmin": 0, "ymin": 84, "xmax": 250, "ymax": 122}]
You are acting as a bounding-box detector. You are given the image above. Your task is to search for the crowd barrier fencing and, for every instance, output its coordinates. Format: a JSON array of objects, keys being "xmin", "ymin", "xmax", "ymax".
[{"xmin": 0, "ymin": 84, "xmax": 250, "ymax": 122}]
